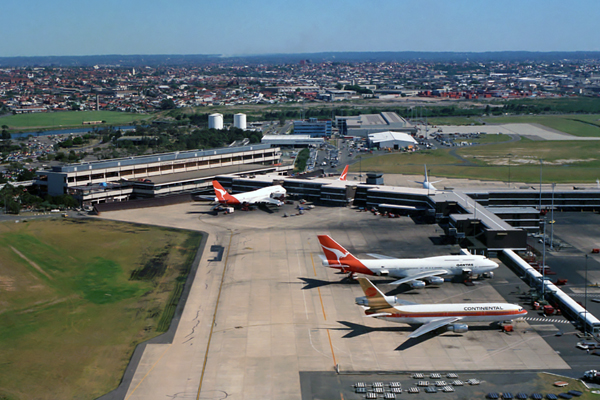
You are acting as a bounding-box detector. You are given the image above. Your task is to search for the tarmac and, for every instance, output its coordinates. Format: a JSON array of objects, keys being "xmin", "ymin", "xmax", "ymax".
[
  {"xmin": 95, "ymin": 198, "xmax": 571, "ymax": 400},
  {"xmin": 431, "ymin": 123, "xmax": 600, "ymax": 141}
]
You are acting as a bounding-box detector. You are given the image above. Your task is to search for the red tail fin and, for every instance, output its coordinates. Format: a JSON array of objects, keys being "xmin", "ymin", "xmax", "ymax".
[
  {"xmin": 317, "ymin": 235, "xmax": 372, "ymax": 275},
  {"xmin": 317, "ymin": 235, "xmax": 361, "ymax": 265},
  {"xmin": 212, "ymin": 180, "xmax": 238, "ymax": 204},
  {"xmin": 338, "ymin": 165, "xmax": 349, "ymax": 181}
]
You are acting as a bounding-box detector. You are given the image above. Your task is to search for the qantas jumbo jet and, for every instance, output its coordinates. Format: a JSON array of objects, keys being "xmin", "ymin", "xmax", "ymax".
[
  {"xmin": 317, "ymin": 235, "xmax": 497, "ymax": 288},
  {"xmin": 356, "ymin": 278, "xmax": 527, "ymax": 338},
  {"xmin": 212, "ymin": 180, "xmax": 286, "ymax": 206},
  {"xmin": 338, "ymin": 165, "xmax": 349, "ymax": 181}
]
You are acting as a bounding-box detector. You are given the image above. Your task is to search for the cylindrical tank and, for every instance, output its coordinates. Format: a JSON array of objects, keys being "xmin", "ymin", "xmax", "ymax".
[
  {"xmin": 208, "ymin": 113, "xmax": 224, "ymax": 130},
  {"xmin": 233, "ymin": 113, "xmax": 247, "ymax": 130}
]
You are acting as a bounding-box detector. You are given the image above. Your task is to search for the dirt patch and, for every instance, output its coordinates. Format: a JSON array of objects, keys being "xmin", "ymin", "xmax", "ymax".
[
  {"xmin": 0, "ymin": 276, "xmax": 16, "ymax": 292},
  {"xmin": 467, "ymin": 155, "xmax": 597, "ymax": 166},
  {"xmin": 10, "ymin": 246, "xmax": 53, "ymax": 280},
  {"xmin": 18, "ymin": 296, "xmax": 77, "ymax": 314},
  {"xmin": 129, "ymin": 250, "xmax": 169, "ymax": 281}
]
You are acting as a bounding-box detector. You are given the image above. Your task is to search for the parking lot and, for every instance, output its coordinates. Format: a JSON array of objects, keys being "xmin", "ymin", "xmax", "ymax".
[{"xmin": 92, "ymin": 197, "xmax": 600, "ymax": 399}]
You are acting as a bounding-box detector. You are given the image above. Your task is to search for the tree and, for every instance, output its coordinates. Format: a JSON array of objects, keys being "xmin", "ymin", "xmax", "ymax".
[
  {"xmin": 160, "ymin": 99, "xmax": 176, "ymax": 110},
  {"xmin": 8, "ymin": 199, "xmax": 21, "ymax": 215},
  {"xmin": 17, "ymin": 168, "xmax": 36, "ymax": 181}
]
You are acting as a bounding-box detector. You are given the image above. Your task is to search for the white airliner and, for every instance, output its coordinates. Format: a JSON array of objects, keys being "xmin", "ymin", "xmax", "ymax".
[
  {"xmin": 338, "ymin": 165, "xmax": 349, "ymax": 181},
  {"xmin": 356, "ymin": 278, "xmax": 527, "ymax": 338},
  {"xmin": 212, "ymin": 180, "xmax": 286, "ymax": 206},
  {"xmin": 415, "ymin": 164, "xmax": 441, "ymax": 191},
  {"xmin": 317, "ymin": 235, "xmax": 497, "ymax": 288}
]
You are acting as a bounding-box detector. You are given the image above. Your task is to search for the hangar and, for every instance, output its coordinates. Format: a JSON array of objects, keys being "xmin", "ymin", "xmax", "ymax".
[{"xmin": 368, "ymin": 130, "xmax": 418, "ymax": 150}]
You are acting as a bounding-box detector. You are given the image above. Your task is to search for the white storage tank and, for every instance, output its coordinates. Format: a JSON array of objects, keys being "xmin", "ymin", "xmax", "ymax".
[
  {"xmin": 208, "ymin": 113, "xmax": 224, "ymax": 130},
  {"xmin": 233, "ymin": 113, "xmax": 247, "ymax": 130}
]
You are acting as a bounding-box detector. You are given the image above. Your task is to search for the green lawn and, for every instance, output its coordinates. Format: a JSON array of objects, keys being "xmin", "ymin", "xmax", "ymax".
[
  {"xmin": 423, "ymin": 114, "xmax": 600, "ymax": 138},
  {"xmin": 427, "ymin": 116, "xmax": 485, "ymax": 125},
  {"xmin": 482, "ymin": 114, "xmax": 600, "ymax": 137},
  {"xmin": 467, "ymin": 133, "xmax": 513, "ymax": 144},
  {"xmin": 0, "ymin": 219, "xmax": 202, "ymax": 400},
  {"xmin": 1, "ymin": 111, "xmax": 154, "ymax": 131},
  {"xmin": 355, "ymin": 139, "xmax": 600, "ymax": 183}
]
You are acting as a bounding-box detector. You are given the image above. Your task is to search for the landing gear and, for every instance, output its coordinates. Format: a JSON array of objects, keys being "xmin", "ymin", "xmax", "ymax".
[{"xmin": 341, "ymin": 270, "xmax": 358, "ymax": 282}]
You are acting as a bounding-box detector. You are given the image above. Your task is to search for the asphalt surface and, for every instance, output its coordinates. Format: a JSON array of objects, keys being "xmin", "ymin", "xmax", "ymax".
[{"xmin": 94, "ymin": 200, "xmax": 580, "ymax": 400}]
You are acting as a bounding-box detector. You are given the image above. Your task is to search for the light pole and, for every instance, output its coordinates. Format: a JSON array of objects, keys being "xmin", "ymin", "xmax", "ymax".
[
  {"xmin": 507, "ymin": 153, "xmax": 513, "ymax": 187},
  {"xmin": 359, "ymin": 155, "xmax": 362, "ymax": 183},
  {"xmin": 424, "ymin": 108, "xmax": 428, "ymax": 140},
  {"xmin": 550, "ymin": 183, "xmax": 556, "ymax": 250},
  {"xmin": 539, "ymin": 158, "xmax": 543, "ymax": 213},
  {"xmin": 541, "ymin": 217, "xmax": 546, "ymax": 301},
  {"xmin": 585, "ymin": 254, "xmax": 589, "ymax": 337}
]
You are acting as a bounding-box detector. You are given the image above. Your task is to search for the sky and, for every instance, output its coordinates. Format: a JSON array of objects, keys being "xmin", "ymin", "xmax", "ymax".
[{"xmin": 1, "ymin": 0, "xmax": 600, "ymax": 57}]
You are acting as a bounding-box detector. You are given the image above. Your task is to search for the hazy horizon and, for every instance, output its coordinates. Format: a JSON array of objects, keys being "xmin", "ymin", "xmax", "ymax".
[{"xmin": 2, "ymin": 0, "xmax": 599, "ymax": 58}]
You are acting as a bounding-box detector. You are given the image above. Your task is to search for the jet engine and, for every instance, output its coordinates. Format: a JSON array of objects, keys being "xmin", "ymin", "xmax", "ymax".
[
  {"xmin": 446, "ymin": 324, "xmax": 468, "ymax": 333},
  {"xmin": 482, "ymin": 271, "xmax": 494, "ymax": 279},
  {"xmin": 355, "ymin": 295, "xmax": 398, "ymax": 306},
  {"xmin": 426, "ymin": 276, "xmax": 444, "ymax": 286},
  {"xmin": 410, "ymin": 280, "xmax": 426, "ymax": 289},
  {"xmin": 355, "ymin": 296, "xmax": 369, "ymax": 307}
]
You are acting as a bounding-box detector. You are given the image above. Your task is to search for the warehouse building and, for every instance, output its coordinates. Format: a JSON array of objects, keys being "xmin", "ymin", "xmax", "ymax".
[
  {"xmin": 261, "ymin": 134, "xmax": 325, "ymax": 148},
  {"xmin": 336, "ymin": 112, "xmax": 417, "ymax": 137},
  {"xmin": 368, "ymin": 131, "xmax": 418, "ymax": 150}
]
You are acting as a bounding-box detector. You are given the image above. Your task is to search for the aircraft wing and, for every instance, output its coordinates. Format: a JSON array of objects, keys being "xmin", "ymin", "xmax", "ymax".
[
  {"xmin": 244, "ymin": 195, "xmax": 282, "ymax": 206},
  {"xmin": 193, "ymin": 195, "xmax": 216, "ymax": 202},
  {"xmin": 389, "ymin": 269, "xmax": 449, "ymax": 285},
  {"xmin": 365, "ymin": 312, "xmax": 393, "ymax": 318},
  {"xmin": 258, "ymin": 197, "xmax": 283, "ymax": 206},
  {"xmin": 366, "ymin": 253, "xmax": 397, "ymax": 260},
  {"xmin": 409, "ymin": 317, "xmax": 462, "ymax": 338}
]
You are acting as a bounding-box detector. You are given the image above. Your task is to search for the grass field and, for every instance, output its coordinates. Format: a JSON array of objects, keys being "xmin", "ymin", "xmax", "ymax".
[
  {"xmin": 466, "ymin": 133, "xmax": 513, "ymax": 144},
  {"xmin": 1, "ymin": 111, "xmax": 154, "ymax": 131},
  {"xmin": 481, "ymin": 114, "xmax": 600, "ymax": 137},
  {"xmin": 424, "ymin": 114, "xmax": 600, "ymax": 138},
  {"xmin": 427, "ymin": 116, "xmax": 485, "ymax": 125},
  {"xmin": 0, "ymin": 218, "xmax": 202, "ymax": 400},
  {"xmin": 355, "ymin": 138, "xmax": 600, "ymax": 183}
]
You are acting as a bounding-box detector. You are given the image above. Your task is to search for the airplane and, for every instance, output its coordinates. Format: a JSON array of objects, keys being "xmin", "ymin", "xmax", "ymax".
[
  {"xmin": 317, "ymin": 235, "xmax": 498, "ymax": 289},
  {"xmin": 338, "ymin": 165, "xmax": 349, "ymax": 181},
  {"xmin": 355, "ymin": 277, "xmax": 527, "ymax": 338},
  {"xmin": 212, "ymin": 180, "xmax": 286, "ymax": 207},
  {"xmin": 415, "ymin": 164, "xmax": 441, "ymax": 191}
]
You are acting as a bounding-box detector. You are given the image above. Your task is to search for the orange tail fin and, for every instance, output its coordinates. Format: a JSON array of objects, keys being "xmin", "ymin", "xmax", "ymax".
[
  {"xmin": 317, "ymin": 235, "xmax": 361, "ymax": 265},
  {"xmin": 212, "ymin": 180, "xmax": 236, "ymax": 203},
  {"xmin": 338, "ymin": 165, "xmax": 349, "ymax": 181}
]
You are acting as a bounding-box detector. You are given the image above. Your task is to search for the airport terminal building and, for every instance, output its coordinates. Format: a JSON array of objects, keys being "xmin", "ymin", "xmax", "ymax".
[
  {"xmin": 213, "ymin": 172, "xmax": 600, "ymax": 254},
  {"xmin": 35, "ymin": 144, "xmax": 284, "ymax": 205}
]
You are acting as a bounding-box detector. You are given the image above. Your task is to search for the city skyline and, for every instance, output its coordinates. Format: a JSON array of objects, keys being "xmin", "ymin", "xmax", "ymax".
[{"xmin": 2, "ymin": 0, "xmax": 600, "ymax": 58}]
